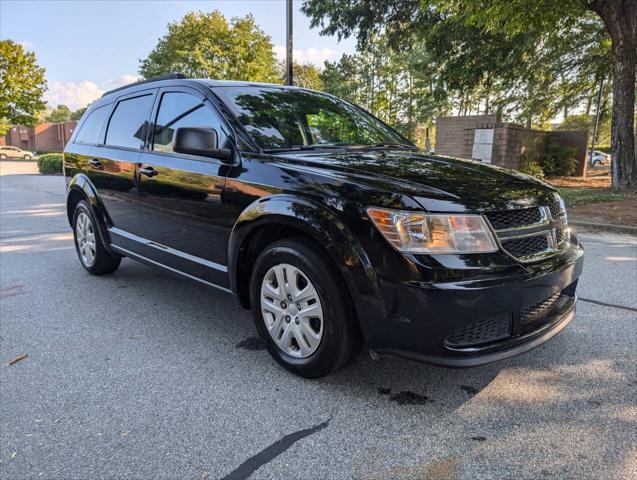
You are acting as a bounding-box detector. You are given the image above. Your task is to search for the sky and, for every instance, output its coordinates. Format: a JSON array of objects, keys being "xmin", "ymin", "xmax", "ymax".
[{"xmin": 0, "ymin": 0, "xmax": 357, "ymax": 110}]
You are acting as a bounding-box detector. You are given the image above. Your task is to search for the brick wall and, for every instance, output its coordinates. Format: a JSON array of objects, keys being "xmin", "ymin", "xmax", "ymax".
[
  {"xmin": 435, "ymin": 115, "xmax": 588, "ymax": 175},
  {"xmin": 435, "ymin": 115, "xmax": 499, "ymax": 159},
  {"xmin": 0, "ymin": 122, "xmax": 76, "ymax": 152}
]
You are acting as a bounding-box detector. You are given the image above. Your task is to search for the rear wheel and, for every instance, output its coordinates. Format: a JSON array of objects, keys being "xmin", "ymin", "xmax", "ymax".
[
  {"xmin": 593, "ymin": 160, "xmax": 601, "ymax": 167},
  {"xmin": 250, "ymin": 239, "xmax": 362, "ymax": 378},
  {"xmin": 72, "ymin": 200, "xmax": 121, "ymax": 275},
  {"xmin": 0, "ymin": 154, "xmax": 6, "ymax": 159}
]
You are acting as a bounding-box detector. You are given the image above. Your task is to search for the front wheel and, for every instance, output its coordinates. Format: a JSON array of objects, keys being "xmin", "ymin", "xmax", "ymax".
[
  {"xmin": 250, "ymin": 239, "xmax": 362, "ymax": 378},
  {"xmin": 72, "ymin": 200, "xmax": 121, "ymax": 275},
  {"xmin": 23, "ymin": 154, "xmax": 31, "ymax": 160}
]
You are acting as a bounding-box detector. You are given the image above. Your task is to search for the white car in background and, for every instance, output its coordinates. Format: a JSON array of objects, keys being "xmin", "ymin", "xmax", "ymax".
[
  {"xmin": 0, "ymin": 146, "xmax": 35, "ymax": 160},
  {"xmin": 589, "ymin": 150, "xmax": 610, "ymax": 166}
]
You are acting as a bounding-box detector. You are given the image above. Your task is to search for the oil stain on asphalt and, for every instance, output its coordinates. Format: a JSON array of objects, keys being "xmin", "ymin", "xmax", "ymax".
[
  {"xmin": 236, "ymin": 337, "xmax": 265, "ymax": 351},
  {"xmin": 378, "ymin": 387, "xmax": 432, "ymax": 405}
]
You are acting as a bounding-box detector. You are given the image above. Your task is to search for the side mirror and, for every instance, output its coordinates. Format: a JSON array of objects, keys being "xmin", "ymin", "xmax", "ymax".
[{"xmin": 173, "ymin": 127, "xmax": 233, "ymax": 162}]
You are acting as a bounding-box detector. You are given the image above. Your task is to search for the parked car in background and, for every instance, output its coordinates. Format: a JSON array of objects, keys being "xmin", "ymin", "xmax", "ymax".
[
  {"xmin": 589, "ymin": 150, "xmax": 610, "ymax": 166},
  {"xmin": 0, "ymin": 146, "xmax": 35, "ymax": 159},
  {"xmin": 63, "ymin": 75, "xmax": 584, "ymax": 378}
]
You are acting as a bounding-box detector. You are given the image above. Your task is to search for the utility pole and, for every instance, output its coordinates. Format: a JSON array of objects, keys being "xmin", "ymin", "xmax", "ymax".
[
  {"xmin": 285, "ymin": 0, "xmax": 293, "ymax": 86},
  {"xmin": 589, "ymin": 77, "xmax": 604, "ymax": 162}
]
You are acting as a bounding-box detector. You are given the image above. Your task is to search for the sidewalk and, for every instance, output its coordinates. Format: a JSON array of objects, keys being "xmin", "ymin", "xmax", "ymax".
[{"xmin": 0, "ymin": 160, "xmax": 39, "ymax": 176}]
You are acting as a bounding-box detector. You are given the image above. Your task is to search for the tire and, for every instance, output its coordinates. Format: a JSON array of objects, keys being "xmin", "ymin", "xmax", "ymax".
[
  {"xmin": 593, "ymin": 160, "xmax": 600, "ymax": 167},
  {"xmin": 250, "ymin": 238, "xmax": 362, "ymax": 378},
  {"xmin": 0, "ymin": 154, "xmax": 6, "ymax": 159},
  {"xmin": 72, "ymin": 200, "xmax": 121, "ymax": 275},
  {"xmin": 23, "ymin": 154, "xmax": 31, "ymax": 160}
]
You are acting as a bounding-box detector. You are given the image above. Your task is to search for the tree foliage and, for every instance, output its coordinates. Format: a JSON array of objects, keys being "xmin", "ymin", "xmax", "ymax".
[
  {"xmin": 139, "ymin": 11, "xmax": 279, "ymax": 82},
  {"xmin": 0, "ymin": 40, "xmax": 47, "ymax": 135},
  {"xmin": 44, "ymin": 104, "xmax": 72, "ymax": 123},
  {"xmin": 303, "ymin": 0, "xmax": 635, "ymax": 188}
]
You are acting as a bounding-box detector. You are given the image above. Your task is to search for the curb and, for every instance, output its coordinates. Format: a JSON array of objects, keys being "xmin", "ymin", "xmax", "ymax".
[{"xmin": 570, "ymin": 220, "xmax": 637, "ymax": 236}]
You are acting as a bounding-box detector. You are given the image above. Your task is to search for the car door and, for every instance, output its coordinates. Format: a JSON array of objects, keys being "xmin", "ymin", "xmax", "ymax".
[
  {"xmin": 88, "ymin": 90, "xmax": 156, "ymax": 240},
  {"xmin": 135, "ymin": 87, "xmax": 235, "ymax": 288}
]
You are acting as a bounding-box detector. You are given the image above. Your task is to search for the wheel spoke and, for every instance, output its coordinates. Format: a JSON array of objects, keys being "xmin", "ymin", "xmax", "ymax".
[
  {"xmin": 295, "ymin": 282, "xmax": 319, "ymax": 305},
  {"xmin": 294, "ymin": 324, "xmax": 313, "ymax": 357},
  {"xmin": 262, "ymin": 281, "xmax": 283, "ymax": 302},
  {"xmin": 298, "ymin": 303, "xmax": 321, "ymax": 320},
  {"xmin": 299, "ymin": 321, "xmax": 321, "ymax": 349}
]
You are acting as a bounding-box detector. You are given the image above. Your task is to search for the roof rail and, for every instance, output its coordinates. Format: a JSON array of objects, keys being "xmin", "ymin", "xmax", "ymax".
[{"xmin": 101, "ymin": 73, "xmax": 187, "ymax": 97}]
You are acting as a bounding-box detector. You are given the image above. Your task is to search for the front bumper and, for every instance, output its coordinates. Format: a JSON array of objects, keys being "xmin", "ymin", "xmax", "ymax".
[{"xmin": 367, "ymin": 241, "xmax": 584, "ymax": 368}]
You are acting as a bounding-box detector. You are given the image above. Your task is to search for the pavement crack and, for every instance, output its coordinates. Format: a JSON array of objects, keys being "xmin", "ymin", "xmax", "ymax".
[
  {"xmin": 220, "ymin": 416, "xmax": 332, "ymax": 480},
  {"xmin": 579, "ymin": 297, "xmax": 637, "ymax": 313}
]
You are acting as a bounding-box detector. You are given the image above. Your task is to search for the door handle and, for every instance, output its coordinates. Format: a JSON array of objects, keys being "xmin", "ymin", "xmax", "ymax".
[
  {"xmin": 88, "ymin": 158, "xmax": 102, "ymax": 168},
  {"xmin": 139, "ymin": 165, "xmax": 159, "ymax": 177}
]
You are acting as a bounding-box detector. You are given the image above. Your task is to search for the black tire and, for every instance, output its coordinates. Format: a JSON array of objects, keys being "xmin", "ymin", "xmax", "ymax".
[
  {"xmin": 592, "ymin": 160, "xmax": 601, "ymax": 167},
  {"xmin": 250, "ymin": 238, "xmax": 362, "ymax": 378},
  {"xmin": 72, "ymin": 200, "xmax": 121, "ymax": 275}
]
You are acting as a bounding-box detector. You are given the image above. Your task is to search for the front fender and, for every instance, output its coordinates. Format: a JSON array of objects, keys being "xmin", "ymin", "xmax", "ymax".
[
  {"xmin": 227, "ymin": 195, "xmax": 385, "ymax": 341},
  {"xmin": 67, "ymin": 173, "xmax": 113, "ymax": 252}
]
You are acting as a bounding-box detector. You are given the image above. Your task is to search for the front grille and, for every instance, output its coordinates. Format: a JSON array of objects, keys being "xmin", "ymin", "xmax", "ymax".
[
  {"xmin": 501, "ymin": 235, "xmax": 549, "ymax": 259},
  {"xmin": 521, "ymin": 292, "xmax": 561, "ymax": 323},
  {"xmin": 486, "ymin": 200, "xmax": 568, "ymax": 262},
  {"xmin": 520, "ymin": 292, "xmax": 563, "ymax": 335},
  {"xmin": 486, "ymin": 207, "xmax": 542, "ymax": 230},
  {"xmin": 444, "ymin": 289, "xmax": 572, "ymax": 351},
  {"xmin": 548, "ymin": 201, "xmax": 565, "ymax": 220},
  {"xmin": 445, "ymin": 314, "xmax": 511, "ymax": 348}
]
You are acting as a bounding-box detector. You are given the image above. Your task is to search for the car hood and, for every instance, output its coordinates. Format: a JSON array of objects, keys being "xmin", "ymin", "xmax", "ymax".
[{"xmin": 275, "ymin": 149, "xmax": 558, "ymax": 212}]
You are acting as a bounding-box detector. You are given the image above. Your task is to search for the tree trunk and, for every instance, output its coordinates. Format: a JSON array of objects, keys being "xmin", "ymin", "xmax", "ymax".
[{"xmin": 589, "ymin": 0, "xmax": 637, "ymax": 190}]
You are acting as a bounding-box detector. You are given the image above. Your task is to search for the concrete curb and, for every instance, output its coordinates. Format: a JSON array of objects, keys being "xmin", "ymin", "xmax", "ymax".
[{"xmin": 570, "ymin": 220, "xmax": 637, "ymax": 236}]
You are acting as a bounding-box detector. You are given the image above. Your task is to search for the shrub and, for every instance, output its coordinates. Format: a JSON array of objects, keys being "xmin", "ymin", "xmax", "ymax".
[
  {"xmin": 37, "ymin": 153, "xmax": 63, "ymax": 174},
  {"xmin": 539, "ymin": 136, "xmax": 578, "ymax": 177},
  {"xmin": 520, "ymin": 157, "xmax": 545, "ymax": 179}
]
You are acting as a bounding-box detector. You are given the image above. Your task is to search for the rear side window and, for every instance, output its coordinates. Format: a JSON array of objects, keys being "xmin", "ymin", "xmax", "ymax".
[
  {"xmin": 75, "ymin": 105, "xmax": 110, "ymax": 145},
  {"xmin": 105, "ymin": 94, "xmax": 154, "ymax": 149},
  {"xmin": 152, "ymin": 92, "xmax": 227, "ymax": 153}
]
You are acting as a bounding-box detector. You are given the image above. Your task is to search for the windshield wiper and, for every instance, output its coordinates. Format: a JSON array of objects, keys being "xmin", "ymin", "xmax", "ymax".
[
  {"xmin": 264, "ymin": 145, "xmax": 345, "ymax": 153},
  {"xmin": 349, "ymin": 142, "xmax": 418, "ymax": 150}
]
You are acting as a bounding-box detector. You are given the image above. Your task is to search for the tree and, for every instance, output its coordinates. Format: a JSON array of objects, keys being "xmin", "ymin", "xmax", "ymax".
[
  {"xmin": 280, "ymin": 62, "xmax": 323, "ymax": 90},
  {"xmin": 303, "ymin": 0, "xmax": 636, "ymax": 189},
  {"xmin": 139, "ymin": 11, "xmax": 278, "ymax": 83},
  {"xmin": 44, "ymin": 104, "xmax": 72, "ymax": 123},
  {"xmin": 71, "ymin": 106, "xmax": 87, "ymax": 121},
  {"xmin": 0, "ymin": 40, "xmax": 47, "ymax": 135}
]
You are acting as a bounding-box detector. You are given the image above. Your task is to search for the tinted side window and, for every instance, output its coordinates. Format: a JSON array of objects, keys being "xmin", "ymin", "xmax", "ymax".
[
  {"xmin": 105, "ymin": 94, "xmax": 154, "ymax": 149},
  {"xmin": 75, "ymin": 105, "xmax": 110, "ymax": 145},
  {"xmin": 153, "ymin": 92, "xmax": 226, "ymax": 153}
]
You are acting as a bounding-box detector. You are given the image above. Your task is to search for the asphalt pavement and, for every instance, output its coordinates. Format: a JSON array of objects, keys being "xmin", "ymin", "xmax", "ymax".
[{"xmin": 1, "ymin": 170, "xmax": 636, "ymax": 479}]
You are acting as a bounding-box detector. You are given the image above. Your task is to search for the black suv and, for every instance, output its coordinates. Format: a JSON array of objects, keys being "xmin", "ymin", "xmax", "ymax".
[{"xmin": 63, "ymin": 75, "xmax": 584, "ymax": 378}]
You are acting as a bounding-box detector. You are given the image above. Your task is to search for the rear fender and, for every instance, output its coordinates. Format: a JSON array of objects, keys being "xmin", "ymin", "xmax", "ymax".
[{"xmin": 66, "ymin": 173, "xmax": 114, "ymax": 253}]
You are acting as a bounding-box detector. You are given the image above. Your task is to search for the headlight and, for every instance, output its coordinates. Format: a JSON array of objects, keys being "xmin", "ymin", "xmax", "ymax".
[{"xmin": 367, "ymin": 208, "xmax": 499, "ymax": 254}]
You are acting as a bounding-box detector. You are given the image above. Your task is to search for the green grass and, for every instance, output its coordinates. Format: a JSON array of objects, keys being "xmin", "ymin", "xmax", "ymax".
[{"xmin": 559, "ymin": 188, "xmax": 627, "ymax": 207}]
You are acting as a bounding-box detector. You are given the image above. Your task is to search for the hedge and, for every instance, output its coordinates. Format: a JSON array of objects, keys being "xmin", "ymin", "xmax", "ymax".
[{"xmin": 37, "ymin": 153, "xmax": 63, "ymax": 174}]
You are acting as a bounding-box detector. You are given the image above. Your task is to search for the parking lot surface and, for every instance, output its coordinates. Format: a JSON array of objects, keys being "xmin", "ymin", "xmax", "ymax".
[{"xmin": 1, "ymin": 172, "xmax": 636, "ymax": 479}]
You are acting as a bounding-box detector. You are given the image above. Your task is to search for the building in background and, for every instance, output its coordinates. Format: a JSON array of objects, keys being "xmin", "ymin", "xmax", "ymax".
[
  {"xmin": 435, "ymin": 115, "xmax": 589, "ymax": 176},
  {"xmin": 0, "ymin": 122, "xmax": 77, "ymax": 153}
]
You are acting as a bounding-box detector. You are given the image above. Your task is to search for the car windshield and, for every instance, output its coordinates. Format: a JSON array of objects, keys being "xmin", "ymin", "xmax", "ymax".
[{"xmin": 213, "ymin": 86, "xmax": 412, "ymax": 151}]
